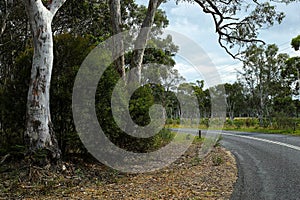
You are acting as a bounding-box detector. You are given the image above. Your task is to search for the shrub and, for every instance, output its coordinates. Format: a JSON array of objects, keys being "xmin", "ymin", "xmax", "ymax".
[
  {"xmin": 212, "ymin": 154, "xmax": 223, "ymax": 166},
  {"xmin": 233, "ymin": 119, "xmax": 243, "ymax": 129},
  {"xmin": 273, "ymin": 113, "xmax": 297, "ymax": 130}
]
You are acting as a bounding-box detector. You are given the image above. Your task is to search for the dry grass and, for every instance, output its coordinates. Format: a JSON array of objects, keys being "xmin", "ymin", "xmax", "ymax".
[{"xmin": 0, "ymin": 143, "xmax": 237, "ymax": 200}]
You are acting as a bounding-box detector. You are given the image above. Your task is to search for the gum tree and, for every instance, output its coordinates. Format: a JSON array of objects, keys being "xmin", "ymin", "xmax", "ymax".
[
  {"xmin": 240, "ymin": 44, "xmax": 289, "ymax": 125},
  {"xmin": 284, "ymin": 35, "xmax": 300, "ymax": 96},
  {"xmin": 109, "ymin": 0, "xmax": 165, "ymax": 83},
  {"xmin": 24, "ymin": 0, "xmax": 66, "ymax": 159},
  {"xmin": 175, "ymin": 0, "xmax": 300, "ymax": 59}
]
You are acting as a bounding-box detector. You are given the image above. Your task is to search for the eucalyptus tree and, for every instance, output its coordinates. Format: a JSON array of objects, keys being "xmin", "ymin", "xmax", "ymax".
[
  {"xmin": 109, "ymin": 0, "xmax": 166, "ymax": 82},
  {"xmin": 291, "ymin": 35, "xmax": 300, "ymax": 51},
  {"xmin": 282, "ymin": 57, "xmax": 299, "ymax": 96},
  {"xmin": 224, "ymin": 82, "xmax": 245, "ymax": 120},
  {"xmin": 24, "ymin": 0, "xmax": 67, "ymax": 159},
  {"xmin": 284, "ymin": 35, "xmax": 300, "ymax": 96},
  {"xmin": 130, "ymin": 0, "xmax": 167, "ymax": 83},
  {"xmin": 109, "ymin": 0, "xmax": 126, "ymax": 78},
  {"xmin": 0, "ymin": 0, "xmax": 108, "ymax": 153},
  {"xmin": 240, "ymin": 44, "xmax": 289, "ymax": 125},
  {"xmin": 0, "ymin": 0, "xmax": 174, "ymax": 157},
  {"xmin": 192, "ymin": 80, "xmax": 210, "ymax": 118},
  {"xmin": 282, "ymin": 35, "xmax": 300, "ymax": 118},
  {"xmin": 175, "ymin": 0, "xmax": 299, "ymax": 59}
]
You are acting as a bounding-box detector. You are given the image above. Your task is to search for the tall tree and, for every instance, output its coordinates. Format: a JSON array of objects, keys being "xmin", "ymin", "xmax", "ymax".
[
  {"xmin": 130, "ymin": 0, "xmax": 165, "ymax": 83},
  {"xmin": 285, "ymin": 35, "xmax": 300, "ymax": 96},
  {"xmin": 24, "ymin": 0, "xmax": 66, "ymax": 159},
  {"xmin": 224, "ymin": 82, "xmax": 245, "ymax": 120},
  {"xmin": 109, "ymin": 0, "xmax": 125, "ymax": 78},
  {"xmin": 291, "ymin": 35, "xmax": 300, "ymax": 51},
  {"xmin": 109, "ymin": 0, "xmax": 165, "ymax": 82},
  {"xmin": 240, "ymin": 44, "xmax": 289, "ymax": 125}
]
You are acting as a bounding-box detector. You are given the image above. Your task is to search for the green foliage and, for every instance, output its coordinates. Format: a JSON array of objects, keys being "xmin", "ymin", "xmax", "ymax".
[
  {"xmin": 0, "ymin": 34, "xmax": 94, "ymax": 155},
  {"xmin": 51, "ymin": 34, "xmax": 95, "ymax": 155},
  {"xmin": 224, "ymin": 82, "xmax": 246, "ymax": 119},
  {"xmin": 2, "ymin": 0, "xmax": 300, "ymax": 160},
  {"xmin": 283, "ymin": 57, "xmax": 300, "ymax": 96},
  {"xmin": 200, "ymin": 118, "xmax": 209, "ymax": 128},
  {"xmin": 224, "ymin": 117, "xmax": 300, "ymax": 134},
  {"xmin": 129, "ymin": 85, "xmax": 154, "ymax": 126},
  {"xmin": 240, "ymin": 43, "xmax": 292, "ymax": 125},
  {"xmin": 96, "ymin": 66, "xmax": 175, "ymax": 153},
  {"xmin": 233, "ymin": 119, "xmax": 243, "ymax": 129},
  {"xmin": 291, "ymin": 35, "xmax": 300, "ymax": 51},
  {"xmin": 214, "ymin": 135, "xmax": 223, "ymax": 148},
  {"xmin": 0, "ymin": 45, "xmax": 32, "ymax": 149},
  {"xmin": 245, "ymin": 118, "xmax": 257, "ymax": 127},
  {"xmin": 212, "ymin": 154, "xmax": 224, "ymax": 166},
  {"xmin": 177, "ymin": 0, "xmax": 287, "ymax": 58},
  {"xmin": 273, "ymin": 113, "xmax": 297, "ymax": 130},
  {"xmin": 192, "ymin": 81, "xmax": 211, "ymax": 118},
  {"xmin": 225, "ymin": 118, "xmax": 260, "ymax": 129},
  {"xmin": 190, "ymin": 157, "xmax": 202, "ymax": 166}
]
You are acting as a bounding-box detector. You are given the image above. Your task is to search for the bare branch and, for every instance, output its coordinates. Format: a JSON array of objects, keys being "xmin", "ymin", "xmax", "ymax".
[
  {"xmin": 191, "ymin": 0, "xmax": 282, "ymax": 60},
  {"xmin": 0, "ymin": 154, "xmax": 10, "ymax": 165}
]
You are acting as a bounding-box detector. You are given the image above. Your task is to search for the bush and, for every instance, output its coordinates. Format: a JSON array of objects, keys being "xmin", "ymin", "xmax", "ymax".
[
  {"xmin": 200, "ymin": 118, "xmax": 209, "ymax": 128},
  {"xmin": 96, "ymin": 67, "xmax": 176, "ymax": 153},
  {"xmin": 245, "ymin": 118, "xmax": 257, "ymax": 127},
  {"xmin": 233, "ymin": 119, "xmax": 243, "ymax": 129},
  {"xmin": 225, "ymin": 119, "xmax": 234, "ymax": 127},
  {"xmin": 273, "ymin": 113, "xmax": 297, "ymax": 130}
]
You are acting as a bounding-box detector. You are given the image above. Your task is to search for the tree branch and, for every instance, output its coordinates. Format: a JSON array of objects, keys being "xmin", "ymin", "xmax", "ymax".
[
  {"xmin": 109, "ymin": 0, "xmax": 125, "ymax": 78},
  {"xmin": 0, "ymin": 154, "xmax": 10, "ymax": 165},
  {"xmin": 131, "ymin": 0, "xmax": 162, "ymax": 70},
  {"xmin": 192, "ymin": 0, "xmax": 281, "ymax": 60},
  {"xmin": 49, "ymin": 0, "xmax": 67, "ymax": 16}
]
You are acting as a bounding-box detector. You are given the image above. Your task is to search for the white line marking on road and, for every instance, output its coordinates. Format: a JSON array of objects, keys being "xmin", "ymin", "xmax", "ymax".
[{"xmin": 222, "ymin": 132, "xmax": 300, "ymax": 151}]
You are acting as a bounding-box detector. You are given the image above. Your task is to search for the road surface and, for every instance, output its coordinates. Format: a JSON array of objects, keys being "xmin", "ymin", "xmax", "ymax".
[{"xmin": 172, "ymin": 128, "xmax": 300, "ymax": 200}]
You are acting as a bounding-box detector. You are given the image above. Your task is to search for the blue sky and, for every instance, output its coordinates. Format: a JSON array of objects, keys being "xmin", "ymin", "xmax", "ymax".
[{"xmin": 136, "ymin": 0, "xmax": 300, "ymax": 84}]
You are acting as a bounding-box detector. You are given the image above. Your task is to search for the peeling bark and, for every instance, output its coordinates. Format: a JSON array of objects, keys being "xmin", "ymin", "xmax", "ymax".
[{"xmin": 24, "ymin": 0, "xmax": 66, "ymax": 160}]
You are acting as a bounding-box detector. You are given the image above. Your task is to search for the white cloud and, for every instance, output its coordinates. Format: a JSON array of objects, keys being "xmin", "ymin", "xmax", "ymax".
[{"xmin": 136, "ymin": 0, "xmax": 300, "ymax": 85}]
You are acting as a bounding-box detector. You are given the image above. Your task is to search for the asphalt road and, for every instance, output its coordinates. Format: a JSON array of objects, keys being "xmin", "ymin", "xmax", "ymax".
[
  {"xmin": 221, "ymin": 131, "xmax": 300, "ymax": 200},
  {"xmin": 171, "ymin": 128, "xmax": 300, "ymax": 200}
]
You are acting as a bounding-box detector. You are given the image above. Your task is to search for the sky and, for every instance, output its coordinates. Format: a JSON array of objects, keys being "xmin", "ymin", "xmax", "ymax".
[{"xmin": 136, "ymin": 0, "xmax": 300, "ymax": 85}]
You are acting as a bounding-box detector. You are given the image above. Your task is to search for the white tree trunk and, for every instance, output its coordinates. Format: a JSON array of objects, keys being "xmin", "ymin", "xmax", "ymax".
[
  {"xmin": 109, "ymin": 0, "xmax": 126, "ymax": 79},
  {"xmin": 130, "ymin": 0, "xmax": 163, "ymax": 83},
  {"xmin": 24, "ymin": 0, "xmax": 66, "ymax": 159}
]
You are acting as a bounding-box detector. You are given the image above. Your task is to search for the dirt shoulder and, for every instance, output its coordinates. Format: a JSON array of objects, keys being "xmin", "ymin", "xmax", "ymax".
[{"xmin": 0, "ymin": 143, "xmax": 237, "ymax": 200}]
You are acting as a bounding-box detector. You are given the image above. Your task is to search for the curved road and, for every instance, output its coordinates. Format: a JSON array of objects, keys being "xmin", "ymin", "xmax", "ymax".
[
  {"xmin": 221, "ymin": 131, "xmax": 300, "ymax": 200},
  {"xmin": 172, "ymin": 128, "xmax": 300, "ymax": 200}
]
